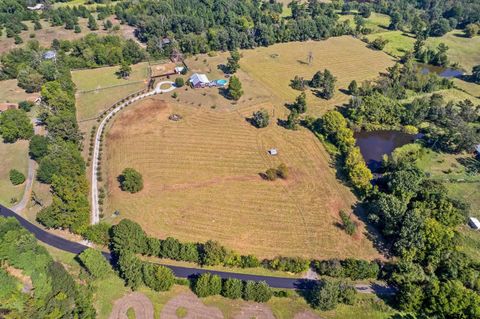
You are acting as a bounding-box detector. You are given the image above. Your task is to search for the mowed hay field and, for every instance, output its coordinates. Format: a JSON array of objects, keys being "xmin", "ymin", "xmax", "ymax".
[
  {"xmin": 240, "ymin": 36, "xmax": 395, "ymax": 117},
  {"xmin": 104, "ymin": 96, "xmax": 380, "ymax": 260},
  {"xmin": 0, "ymin": 140, "xmax": 29, "ymax": 206}
]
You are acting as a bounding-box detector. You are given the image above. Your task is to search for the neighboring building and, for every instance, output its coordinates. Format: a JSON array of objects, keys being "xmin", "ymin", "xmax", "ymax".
[
  {"xmin": 469, "ymin": 217, "xmax": 480, "ymax": 230},
  {"xmin": 27, "ymin": 3, "xmax": 44, "ymax": 10},
  {"xmin": 175, "ymin": 66, "xmax": 185, "ymax": 74},
  {"xmin": 43, "ymin": 50, "xmax": 57, "ymax": 60},
  {"xmin": 475, "ymin": 144, "xmax": 480, "ymax": 158},
  {"xmin": 189, "ymin": 73, "xmax": 210, "ymax": 88},
  {"xmin": 268, "ymin": 148, "xmax": 278, "ymax": 156},
  {"xmin": 0, "ymin": 103, "xmax": 17, "ymax": 113}
]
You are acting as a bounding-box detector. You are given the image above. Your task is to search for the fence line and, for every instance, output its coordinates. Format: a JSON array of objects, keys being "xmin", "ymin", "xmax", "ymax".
[{"xmin": 77, "ymin": 80, "xmax": 146, "ymax": 94}]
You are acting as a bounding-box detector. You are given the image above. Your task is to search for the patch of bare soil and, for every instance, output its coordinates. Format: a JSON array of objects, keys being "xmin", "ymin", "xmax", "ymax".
[
  {"xmin": 160, "ymin": 292, "xmax": 223, "ymax": 319},
  {"xmin": 108, "ymin": 292, "xmax": 154, "ymax": 319},
  {"xmin": 293, "ymin": 311, "xmax": 323, "ymax": 319},
  {"xmin": 4, "ymin": 265, "xmax": 32, "ymax": 293},
  {"xmin": 233, "ymin": 303, "xmax": 275, "ymax": 319}
]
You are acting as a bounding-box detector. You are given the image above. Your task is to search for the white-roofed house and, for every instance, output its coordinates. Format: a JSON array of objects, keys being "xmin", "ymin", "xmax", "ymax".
[{"xmin": 189, "ymin": 73, "xmax": 210, "ymax": 88}]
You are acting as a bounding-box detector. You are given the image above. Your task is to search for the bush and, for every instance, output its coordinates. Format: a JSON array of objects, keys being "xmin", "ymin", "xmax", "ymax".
[
  {"xmin": 243, "ymin": 281, "xmax": 273, "ymax": 302},
  {"xmin": 313, "ymin": 259, "xmax": 344, "ymax": 277},
  {"xmin": 201, "ymin": 240, "xmax": 228, "ymax": 266},
  {"xmin": 142, "ymin": 263, "xmax": 175, "ymax": 291},
  {"xmin": 265, "ymin": 256, "xmax": 309, "ymax": 273},
  {"xmin": 175, "ymin": 77, "xmax": 185, "ymax": 87},
  {"xmin": 119, "ymin": 168, "xmax": 143, "ymax": 193},
  {"xmin": 277, "ymin": 163, "xmax": 288, "ymax": 179},
  {"xmin": 78, "ymin": 248, "xmax": 111, "ymax": 279},
  {"xmin": 193, "ymin": 273, "xmax": 222, "ymax": 297},
  {"xmin": 342, "ymin": 259, "xmax": 379, "ymax": 280},
  {"xmin": 9, "ymin": 169, "xmax": 25, "ymax": 185},
  {"xmin": 83, "ymin": 222, "xmax": 111, "ymax": 246},
  {"xmin": 251, "ymin": 108, "xmax": 270, "ymax": 128},
  {"xmin": 18, "ymin": 101, "xmax": 34, "ymax": 112},
  {"xmin": 222, "ymin": 278, "xmax": 243, "ymax": 299},
  {"xmin": 310, "ymin": 280, "xmax": 340, "ymax": 311},
  {"xmin": 264, "ymin": 168, "xmax": 278, "ymax": 181},
  {"xmin": 339, "ymin": 210, "xmax": 356, "ymax": 236}
]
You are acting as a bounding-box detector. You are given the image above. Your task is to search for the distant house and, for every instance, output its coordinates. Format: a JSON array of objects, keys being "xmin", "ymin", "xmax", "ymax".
[
  {"xmin": 27, "ymin": 3, "xmax": 44, "ymax": 10},
  {"xmin": 476, "ymin": 144, "xmax": 480, "ymax": 158},
  {"xmin": 268, "ymin": 148, "xmax": 278, "ymax": 156},
  {"xmin": 174, "ymin": 66, "xmax": 185, "ymax": 74},
  {"xmin": 189, "ymin": 73, "xmax": 210, "ymax": 88},
  {"xmin": 469, "ymin": 217, "xmax": 480, "ymax": 230},
  {"xmin": 43, "ymin": 50, "xmax": 57, "ymax": 60},
  {"xmin": 0, "ymin": 103, "xmax": 17, "ymax": 113}
]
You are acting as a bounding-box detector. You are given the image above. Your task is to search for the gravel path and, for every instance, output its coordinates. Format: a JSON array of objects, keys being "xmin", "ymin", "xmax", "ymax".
[
  {"xmin": 160, "ymin": 291, "xmax": 223, "ymax": 319},
  {"xmin": 108, "ymin": 292, "xmax": 154, "ymax": 319},
  {"xmin": 91, "ymin": 81, "xmax": 175, "ymax": 224}
]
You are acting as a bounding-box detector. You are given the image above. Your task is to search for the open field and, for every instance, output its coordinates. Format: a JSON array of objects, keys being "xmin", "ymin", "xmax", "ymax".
[
  {"xmin": 366, "ymin": 31, "xmax": 415, "ymax": 57},
  {"xmin": 240, "ymin": 37, "xmax": 395, "ymax": 117},
  {"xmin": 338, "ymin": 12, "xmax": 391, "ymax": 33},
  {"xmin": 0, "ymin": 16, "xmax": 137, "ymax": 55},
  {"xmin": 0, "ymin": 79, "xmax": 39, "ymax": 103},
  {"xmin": 103, "ymin": 93, "xmax": 380, "ymax": 260},
  {"xmin": 73, "ymin": 63, "xmax": 149, "ymax": 122},
  {"xmin": 72, "ymin": 63, "xmax": 149, "ymax": 92},
  {"xmin": 425, "ymin": 30, "xmax": 480, "ymax": 71},
  {"xmin": 0, "ymin": 140, "xmax": 29, "ymax": 206}
]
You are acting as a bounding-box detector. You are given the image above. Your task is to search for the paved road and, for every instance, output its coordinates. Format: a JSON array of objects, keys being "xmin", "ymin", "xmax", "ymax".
[
  {"xmin": 0, "ymin": 203, "xmax": 395, "ymax": 294},
  {"xmin": 91, "ymin": 81, "xmax": 176, "ymax": 224}
]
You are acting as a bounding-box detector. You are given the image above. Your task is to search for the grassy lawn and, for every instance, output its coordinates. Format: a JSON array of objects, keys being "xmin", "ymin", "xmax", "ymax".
[
  {"xmin": 338, "ymin": 12, "xmax": 391, "ymax": 33},
  {"xmin": 72, "ymin": 62, "xmax": 149, "ymax": 92},
  {"xmin": 0, "ymin": 140, "xmax": 29, "ymax": 206},
  {"xmin": 0, "ymin": 79, "xmax": 39, "ymax": 103},
  {"xmin": 76, "ymin": 82, "xmax": 147, "ymax": 121},
  {"xmin": 366, "ymin": 31, "xmax": 415, "ymax": 57},
  {"xmin": 425, "ymin": 30, "xmax": 480, "ymax": 71},
  {"xmin": 103, "ymin": 92, "xmax": 379, "ymax": 260},
  {"xmin": 240, "ymin": 36, "xmax": 395, "ymax": 117}
]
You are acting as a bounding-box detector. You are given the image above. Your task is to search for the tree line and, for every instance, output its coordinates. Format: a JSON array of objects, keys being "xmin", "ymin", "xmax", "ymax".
[
  {"xmin": 114, "ymin": 0, "xmax": 352, "ymax": 58},
  {"xmin": 0, "ymin": 217, "xmax": 95, "ymax": 318}
]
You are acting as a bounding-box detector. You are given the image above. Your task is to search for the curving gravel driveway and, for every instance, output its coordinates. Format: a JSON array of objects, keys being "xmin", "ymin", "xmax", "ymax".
[{"xmin": 91, "ymin": 81, "xmax": 175, "ymax": 224}]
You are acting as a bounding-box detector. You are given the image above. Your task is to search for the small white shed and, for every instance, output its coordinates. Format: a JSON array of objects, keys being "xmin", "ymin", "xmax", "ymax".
[
  {"xmin": 468, "ymin": 217, "xmax": 480, "ymax": 230},
  {"xmin": 268, "ymin": 148, "xmax": 278, "ymax": 156}
]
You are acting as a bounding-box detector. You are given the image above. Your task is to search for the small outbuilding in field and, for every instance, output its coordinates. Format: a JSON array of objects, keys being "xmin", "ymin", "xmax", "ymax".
[
  {"xmin": 189, "ymin": 73, "xmax": 210, "ymax": 88},
  {"xmin": 469, "ymin": 217, "xmax": 480, "ymax": 230},
  {"xmin": 268, "ymin": 148, "xmax": 278, "ymax": 156}
]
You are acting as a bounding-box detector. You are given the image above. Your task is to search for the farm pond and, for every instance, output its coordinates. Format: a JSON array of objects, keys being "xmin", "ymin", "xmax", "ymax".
[
  {"xmin": 418, "ymin": 63, "xmax": 464, "ymax": 78},
  {"xmin": 355, "ymin": 130, "xmax": 419, "ymax": 171}
]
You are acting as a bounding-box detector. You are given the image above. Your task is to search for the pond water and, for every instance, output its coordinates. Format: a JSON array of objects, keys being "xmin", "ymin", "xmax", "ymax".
[
  {"xmin": 418, "ymin": 63, "xmax": 464, "ymax": 78},
  {"xmin": 354, "ymin": 130, "xmax": 419, "ymax": 171}
]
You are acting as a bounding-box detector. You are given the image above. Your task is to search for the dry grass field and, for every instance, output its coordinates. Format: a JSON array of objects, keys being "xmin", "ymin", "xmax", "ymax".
[
  {"xmin": 240, "ymin": 37, "xmax": 395, "ymax": 117},
  {"xmin": 103, "ymin": 95, "xmax": 380, "ymax": 260},
  {"xmin": 100, "ymin": 37, "xmax": 396, "ymax": 259},
  {"xmin": 0, "ymin": 79, "xmax": 39, "ymax": 103},
  {"xmin": 0, "ymin": 16, "xmax": 138, "ymax": 55}
]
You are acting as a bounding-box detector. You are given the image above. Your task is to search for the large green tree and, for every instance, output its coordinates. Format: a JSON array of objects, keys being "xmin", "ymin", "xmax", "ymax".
[{"xmin": 0, "ymin": 109, "xmax": 34, "ymax": 143}]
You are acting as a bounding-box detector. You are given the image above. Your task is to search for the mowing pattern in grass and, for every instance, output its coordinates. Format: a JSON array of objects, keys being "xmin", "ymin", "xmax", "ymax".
[
  {"xmin": 240, "ymin": 36, "xmax": 395, "ymax": 117},
  {"xmin": 104, "ymin": 97, "xmax": 379, "ymax": 260}
]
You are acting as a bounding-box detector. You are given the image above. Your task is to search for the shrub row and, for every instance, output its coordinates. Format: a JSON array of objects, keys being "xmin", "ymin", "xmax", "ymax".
[
  {"xmin": 193, "ymin": 273, "xmax": 273, "ymax": 303},
  {"xmin": 312, "ymin": 258, "xmax": 380, "ymax": 280}
]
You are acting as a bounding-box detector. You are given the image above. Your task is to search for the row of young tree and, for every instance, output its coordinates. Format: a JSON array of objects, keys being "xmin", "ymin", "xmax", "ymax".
[{"xmin": 0, "ymin": 217, "xmax": 95, "ymax": 318}]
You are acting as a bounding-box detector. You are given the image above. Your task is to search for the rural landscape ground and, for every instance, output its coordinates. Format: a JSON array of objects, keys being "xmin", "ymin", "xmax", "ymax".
[{"xmin": 1, "ymin": 1, "xmax": 480, "ymax": 318}]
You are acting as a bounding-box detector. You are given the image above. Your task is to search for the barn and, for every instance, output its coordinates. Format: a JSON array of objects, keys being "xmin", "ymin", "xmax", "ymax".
[{"xmin": 189, "ymin": 73, "xmax": 210, "ymax": 88}]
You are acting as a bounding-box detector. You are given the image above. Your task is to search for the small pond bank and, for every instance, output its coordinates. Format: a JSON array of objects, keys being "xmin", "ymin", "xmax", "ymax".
[
  {"xmin": 355, "ymin": 130, "xmax": 419, "ymax": 171},
  {"xmin": 418, "ymin": 63, "xmax": 464, "ymax": 78}
]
